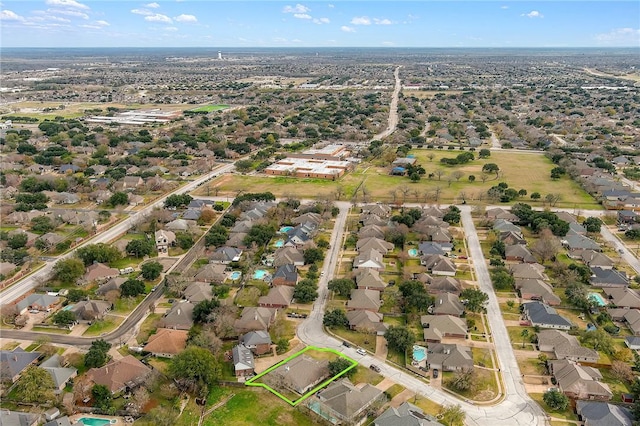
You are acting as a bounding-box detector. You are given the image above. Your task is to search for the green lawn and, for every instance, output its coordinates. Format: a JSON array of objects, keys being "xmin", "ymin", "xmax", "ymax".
[
  {"xmin": 136, "ymin": 313, "xmax": 161, "ymax": 344},
  {"xmin": 195, "ymin": 149, "xmax": 601, "ymax": 208},
  {"xmin": 351, "ymin": 365, "xmax": 384, "ymax": 386},
  {"xmin": 83, "ymin": 316, "xmax": 123, "ymax": 337},
  {"xmin": 329, "ymin": 327, "xmax": 377, "ymax": 353},
  {"xmin": 385, "ymin": 384, "xmax": 405, "ymax": 399},
  {"xmin": 189, "ymin": 104, "xmax": 230, "ymax": 112},
  {"xmin": 442, "ymin": 368, "xmax": 498, "ymax": 401},
  {"xmin": 204, "ymin": 388, "xmax": 316, "ymax": 426},
  {"xmin": 530, "ymin": 393, "xmax": 578, "ymax": 421}
]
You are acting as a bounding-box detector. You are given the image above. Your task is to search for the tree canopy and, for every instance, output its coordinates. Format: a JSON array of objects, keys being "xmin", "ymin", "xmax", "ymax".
[
  {"xmin": 384, "ymin": 325, "xmax": 415, "ymax": 354},
  {"xmin": 13, "ymin": 366, "xmax": 55, "ymax": 403},
  {"xmin": 53, "ymin": 258, "xmax": 85, "ymax": 283},
  {"xmin": 168, "ymin": 346, "xmax": 219, "ymax": 396},
  {"xmin": 141, "ymin": 261, "xmax": 163, "ymax": 280},
  {"xmin": 328, "ymin": 278, "xmax": 355, "ymax": 298}
]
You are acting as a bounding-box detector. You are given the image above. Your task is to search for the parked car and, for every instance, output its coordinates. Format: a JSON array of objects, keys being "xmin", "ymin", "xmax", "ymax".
[
  {"xmin": 342, "ymin": 341, "xmax": 350, "ymax": 348},
  {"xmin": 356, "ymin": 348, "xmax": 367, "ymax": 356},
  {"xmin": 370, "ymin": 364, "xmax": 381, "ymax": 373},
  {"xmin": 433, "ymin": 369, "xmax": 439, "ymax": 378}
]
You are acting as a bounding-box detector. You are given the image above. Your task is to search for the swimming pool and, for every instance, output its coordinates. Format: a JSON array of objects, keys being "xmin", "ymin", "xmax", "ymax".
[
  {"xmin": 62, "ymin": 304, "xmax": 74, "ymax": 311},
  {"xmin": 77, "ymin": 418, "xmax": 116, "ymax": 426},
  {"xmin": 413, "ymin": 345, "xmax": 427, "ymax": 363},
  {"xmin": 408, "ymin": 248, "xmax": 419, "ymax": 257},
  {"xmin": 253, "ymin": 269, "xmax": 268, "ymax": 280},
  {"xmin": 229, "ymin": 271, "xmax": 242, "ymax": 280},
  {"xmin": 280, "ymin": 226, "xmax": 294, "ymax": 233},
  {"xmin": 274, "ymin": 239, "xmax": 285, "ymax": 248},
  {"xmin": 589, "ymin": 292, "xmax": 607, "ymax": 307}
]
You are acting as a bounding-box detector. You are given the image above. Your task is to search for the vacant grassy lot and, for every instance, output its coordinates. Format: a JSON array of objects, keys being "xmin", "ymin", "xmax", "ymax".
[
  {"xmin": 189, "ymin": 104, "xmax": 230, "ymax": 112},
  {"xmin": 198, "ymin": 149, "xmax": 599, "ymax": 208},
  {"xmin": 1, "ymin": 101, "xmax": 188, "ymax": 121}
]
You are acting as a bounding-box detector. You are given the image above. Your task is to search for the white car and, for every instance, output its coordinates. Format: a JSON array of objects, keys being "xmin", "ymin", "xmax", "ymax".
[{"xmin": 356, "ymin": 348, "xmax": 367, "ymax": 356}]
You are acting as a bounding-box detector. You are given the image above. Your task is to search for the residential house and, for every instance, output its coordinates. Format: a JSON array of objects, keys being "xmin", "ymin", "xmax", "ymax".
[
  {"xmin": 83, "ymin": 263, "xmax": 119, "ymax": 283},
  {"xmin": 353, "ymin": 248, "xmax": 385, "ymax": 270},
  {"xmin": 182, "ymin": 281, "xmax": 213, "ymax": 304},
  {"xmin": 210, "ymin": 246, "xmax": 243, "ymax": 264},
  {"xmin": 417, "ymin": 242, "xmax": 446, "ymax": 256},
  {"xmin": 426, "ymin": 276, "xmax": 461, "ymax": 294},
  {"xmin": 122, "ymin": 176, "xmax": 144, "ymax": 190},
  {"xmin": 347, "ymin": 289, "xmax": 381, "ymax": 312},
  {"xmin": 421, "ymin": 254, "xmax": 456, "ymax": 276},
  {"xmin": 425, "ymin": 343, "xmax": 473, "ymax": 371},
  {"xmin": 581, "ymin": 251, "xmax": 614, "ymax": 269},
  {"xmin": 509, "ymin": 263, "xmax": 548, "ymax": 281},
  {"xmin": 590, "ymin": 267, "xmax": 629, "ymax": 287},
  {"xmin": 625, "ymin": 336, "xmax": 640, "ymax": 350},
  {"xmin": 537, "ymin": 330, "xmax": 599, "ymax": 363},
  {"xmin": 40, "ymin": 354, "xmax": 77, "ymax": 392},
  {"xmin": 232, "ymin": 344, "xmax": 255, "ymax": 377},
  {"xmin": 515, "ymin": 279, "xmax": 561, "ymax": 306},
  {"xmin": 37, "ymin": 232, "xmax": 66, "ymax": 249},
  {"xmin": 87, "ymin": 355, "xmax": 152, "ymax": 394},
  {"xmin": 523, "ymin": 301, "xmax": 572, "ymax": 330},
  {"xmin": 166, "ymin": 219, "xmax": 191, "ymax": 231},
  {"xmin": 0, "ymin": 411, "xmax": 39, "ymax": 426},
  {"xmin": 426, "ymin": 227, "xmax": 452, "ymax": 244},
  {"xmin": 274, "ymin": 247, "xmax": 305, "ymax": 267},
  {"xmin": 15, "ymin": 293, "xmax": 60, "ymax": 314},
  {"xmin": 310, "ymin": 378, "xmax": 384, "ymax": 425},
  {"xmin": 0, "ymin": 348, "xmax": 41, "ymax": 383},
  {"xmin": 69, "ymin": 300, "xmax": 111, "ymax": 322},
  {"xmin": 194, "ymin": 264, "xmax": 227, "ymax": 283},
  {"xmin": 603, "ymin": 287, "xmax": 640, "ymax": 309},
  {"xmin": 421, "ymin": 315, "xmax": 468, "ymax": 343},
  {"xmin": 493, "ymin": 219, "xmax": 522, "ymax": 234},
  {"xmin": 358, "ymin": 225, "xmax": 385, "ymax": 240},
  {"xmin": 0, "ymin": 262, "xmax": 17, "ymax": 275},
  {"xmin": 432, "ymin": 293, "xmax": 464, "ymax": 316},
  {"xmin": 234, "ymin": 307, "xmax": 277, "ymax": 335},
  {"xmin": 353, "ymin": 268, "xmax": 386, "ymax": 291},
  {"xmin": 568, "ymin": 222, "xmax": 587, "ymax": 236},
  {"xmin": 285, "ymin": 227, "xmax": 312, "ymax": 247},
  {"xmin": 618, "ymin": 210, "xmax": 638, "ymax": 225},
  {"xmin": 361, "ymin": 204, "xmax": 391, "ymax": 218},
  {"xmin": 505, "ymin": 245, "xmax": 537, "ymax": 263},
  {"xmin": 226, "ymin": 232, "xmax": 248, "ymax": 249},
  {"xmin": 500, "ymin": 231, "xmax": 527, "ymax": 246},
  {"xmin": 293, "ymin": 212, "xmax": 323, "ymax": 226},
  {"xmin": 155, "ymin": 230, "xmax": 175, "ymax": 254},
  {"xmin": 258, "ymin": 285, "xmax": 294, "ymax": 309},
  {"xmin": 576, "ymin": 401, "xmax": 633, "ymax": 426},
  {"xmin": 50, "ymin": 192, "xmax": 80, "ymax": 204},
  {"xmin": 486, "ymin": 207, "xmax": 519, "ymax": 222},
  {"xmin": 143, "ymin": 328, "xmax": 188, "ymax": 358},
  {"xmin": 550, "ymin": 359, "xmax": 612, "ymax": 400},
  {"xmin": 269, "ymin": 355, "xmax": 329, "ymax": 394},
  {"xmin": 346, "ymin": 310, "xmax": 388, "ymax": 335},
  {"xmin": 158, "ymin": 301, "xmax": 194, "ymax": 330},
  {"xmin": 272, "ymin": 264, "xmax": 298, "ymax": 286},
  {"xmin": 562, "ymin": 234, "xmax": 601, "ymax": 252},
  {"xmin": 240, "ymin": 330, "xmax": 272, "ymax": 355},
  {"xmin": 373, "ymin": 402, "xmax": 441, "ymax": 426},
  {"xmin": 356, "ymin": 237, "xmax": 394, "ymax": 255},
  {"xmin": 96, "ymin": 277, "xmax": 126, "ymax": 295}
]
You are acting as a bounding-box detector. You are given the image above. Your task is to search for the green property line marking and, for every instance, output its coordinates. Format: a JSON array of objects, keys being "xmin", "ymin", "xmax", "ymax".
[{"xmin": 245, "ymin": 345, "xmax": 357, "ymax": 406}]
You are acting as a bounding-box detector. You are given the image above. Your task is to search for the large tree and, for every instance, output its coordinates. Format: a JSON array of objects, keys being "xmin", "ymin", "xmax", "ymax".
[
  {"xmin": 293, "ymin": 279, "xmax": 318, "ymax": 303},
  {"xmin": 384, "ymin": 326, "xmax": 415, "ymax": 354},
  {"xmin": 440, "ymin": 405, "xmax": 466, "ymax": 426},
  {"xmin": 92, "ymin": 384, "xmax": 112, "ymax": 411},
  {"xmin": 126, "ymin": 238, "xmax": 155, "ymax": 258},
  {"xmin": 120, "ymin": 279, "xmax": 146, "ymax": 297},
  {"xmin": 460, "ymin": 288, "xmax": 489, "ymax": 313},
  {"xmin": 328, "ymin": 358, "xmax": 355, "ymax": 379},
  {"xmin": 327, "ymin": 278, "xmax": 355, "ymax": 298},
  {"xmin": 84, "ymin": 339, "xmax": 111, "ymax": 369},
  {"xmin": 53, "ymin": 258, "xmax": 85, "ymax": 283},
  {"xmin": 76, "ymin": 243, "xmax": 121, "ymax": 266},
  {"xmin": 13, "ymin": 366, "xmax": 55, "ymax": 403},
  {"xmin": 543, "ymin": 389, "xmax": 569, "ymax": 411},
  {"xmin": 53, "ymin": 310, "xmax": 76, "ymax": 326},
  {"xmin": 323, "ymin": 308, "xmax": 349, "ymax": 328},
  {"xmin": 141, "ymin": 261, "xmax": 163, "ymax": 280},
  {"xmin": 168, "ymin": 346, "xmax": 219, "ymax": 396}
]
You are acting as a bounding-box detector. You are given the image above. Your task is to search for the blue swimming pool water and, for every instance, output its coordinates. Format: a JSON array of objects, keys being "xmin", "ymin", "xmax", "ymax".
[
  {"xmin": 413, "ymin": 345, "xmax": 427, "ymax": 362},
  {"xmin": 229, "ymin": 271, "xmax": 242, "ymax": 280},
  {"xmin": 62, "ymin": 304, "xmax": 74, "ymax": 311},
  {"xmin": 253, "ymin": 270, "xmax": 267, "ymax": 280},
  {"xmin": 280, "ymin": 226, "xmax": 294, "ymax": 233},
  {"xmin": 408, "ymin": 248, "xmax": 419, "ymax": 257},
  {"xmin": 77, "ymin": 418, "xmax": 115, "ymax": 426},
  {"xmin": 274, "ymin": 239, "xmax": 284, "ymax": 248},
  {"xmin": 589, "ymin": 293, "xmax": 607, "ymax": 307}
]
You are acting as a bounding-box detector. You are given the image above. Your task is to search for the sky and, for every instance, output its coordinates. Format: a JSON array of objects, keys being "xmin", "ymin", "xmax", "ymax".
[{"xmin": 1, "ymin": 1, "xmax": 639, "ymax": 48}]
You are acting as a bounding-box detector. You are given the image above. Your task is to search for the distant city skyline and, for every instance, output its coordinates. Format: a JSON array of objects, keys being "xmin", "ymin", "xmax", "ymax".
[{"xmin": 1, "ymin": 1, "xmax": 639, "ymax": 48}]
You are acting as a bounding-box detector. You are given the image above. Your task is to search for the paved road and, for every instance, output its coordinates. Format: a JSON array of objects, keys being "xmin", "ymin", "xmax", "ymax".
[
  {"xmin": 0, "ymin": 162, "xmax": 235, "ymax": 306},
  {"xmin": 373, "ymin": 66, "xmax": 401, "ymax": 141},
  {"xmin": 600, "ymin": 226, "xmax": 640, "ymax": 274}
]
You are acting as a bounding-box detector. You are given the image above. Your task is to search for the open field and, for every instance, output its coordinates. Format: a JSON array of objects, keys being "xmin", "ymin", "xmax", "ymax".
[
  {"xmin": 195, "ymin": 149, "xmax": 600, "ymax": 208},
  {"xmin": 188, "ymin": 104, "xmax": 230, "ymax": 112}
]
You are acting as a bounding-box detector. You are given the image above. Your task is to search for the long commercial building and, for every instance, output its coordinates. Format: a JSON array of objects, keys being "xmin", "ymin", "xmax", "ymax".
[{"xmin": 264, "ymin": 157, "xmax": 353, "ymax": 180}]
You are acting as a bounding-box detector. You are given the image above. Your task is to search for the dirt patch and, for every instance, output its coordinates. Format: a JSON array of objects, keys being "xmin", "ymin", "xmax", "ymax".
[{"xmin": 375, "ymin": 377, "xmax": 396, "ymax": 392}]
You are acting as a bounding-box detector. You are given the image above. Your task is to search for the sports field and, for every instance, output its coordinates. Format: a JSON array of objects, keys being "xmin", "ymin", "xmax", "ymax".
[
  {"xmin": 188, "ymin": 104, "xmax": 230, "ymax": 112},
  {"xmin": 195, "ymin": 149, "xmax": 601, "ymax": 209}
]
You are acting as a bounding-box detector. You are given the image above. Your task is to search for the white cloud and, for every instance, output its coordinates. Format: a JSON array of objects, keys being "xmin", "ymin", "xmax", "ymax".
[
  {"xmin": 294, "ymin": 13, "xmax": 312, "ymax": 20},
  {"xmin": 373, "ymin": 18, "xmax": 392, "ymax": 25},
  {"xmin": 501, "ymin": 5, "xmax": 509, "ymax": 9},
  {"xmin": 146, "ymin": 2, "xmax": 160, "ymax": 8},
  {"xmin": 79, "ymin": 24, "xmax": 102, "ymax": 29},
  {"xmin": 131, "ymin": 8, "xmax": 153, "ymax": 16},
  {"xmin": 313, "ymin": 17, "xmax": 330, "ymax": 24},
  {"xmin": 145, "ymin": 13, "xmax": 172, "ymax": 23},
  {"xmin": 351, "ymin": 16, "xmax": 371, "ymax": 25},
  {"xmin": 95, "ymin": 20, "xmax": 109, "ymax": 26},
  {"xmin": 283, "ymin": 4, "xmax": 310, "ymax": 14},
  {"xmin": 175, "ymin": 14, "xmax": 197, "ymax": 23},
  {"xmin": 522, "ymin": 10, "xmax": 543, "ymax": 18},
  {"xmin": 48, "ymin": 8, "xmax": 89, "ymax": 19},
  {"xmin": 0, "ymin": 10, "xmax": 25, "ymax": 21},
  {"xmin": 328, "ymin": 4, "xmax": 334, "ymax": 8},
  {"xmin": 164, "ymin": 26, "xmax": 179, "ymax": 31},
  {"xmin": 595, "ymin": 27, "xmax": 640, "ymax": 45},
  {"xmin": 45, "ymin": 0, "xmax": 90, "ymax": 10},
  {"xmin": 341, "ymin": 25, "xmax": 355, "ymax": 33}
]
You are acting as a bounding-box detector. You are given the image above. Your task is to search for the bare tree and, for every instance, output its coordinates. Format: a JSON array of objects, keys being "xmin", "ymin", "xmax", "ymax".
[
  {"xmin": 532, "ymin": 229, "xmax": 561, "ymax": 264},
  {"xmin": 435, "ymin": 170, "xmax": 445, "ymax": 181},
  {"xmin": 398, "ymin": 185, "xmax": 411, "ymax": 203},
  {"xmin": 452, "ymin": 170, "xmax": 464, "ymax": 181},
  {"xmin": 434, "ymin": 186, "xmax": 442, "ymax": 203},
  {"xmin": 480, "ymin": 173, "xmax": 489, "ymax": 183},
  {"xmin": 334, "ymin": 184, "xmax": 345, "ymax": 201},
  {"xmin": 427, "ymin": 152, "xmax": 435, "ymax": 162}
]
